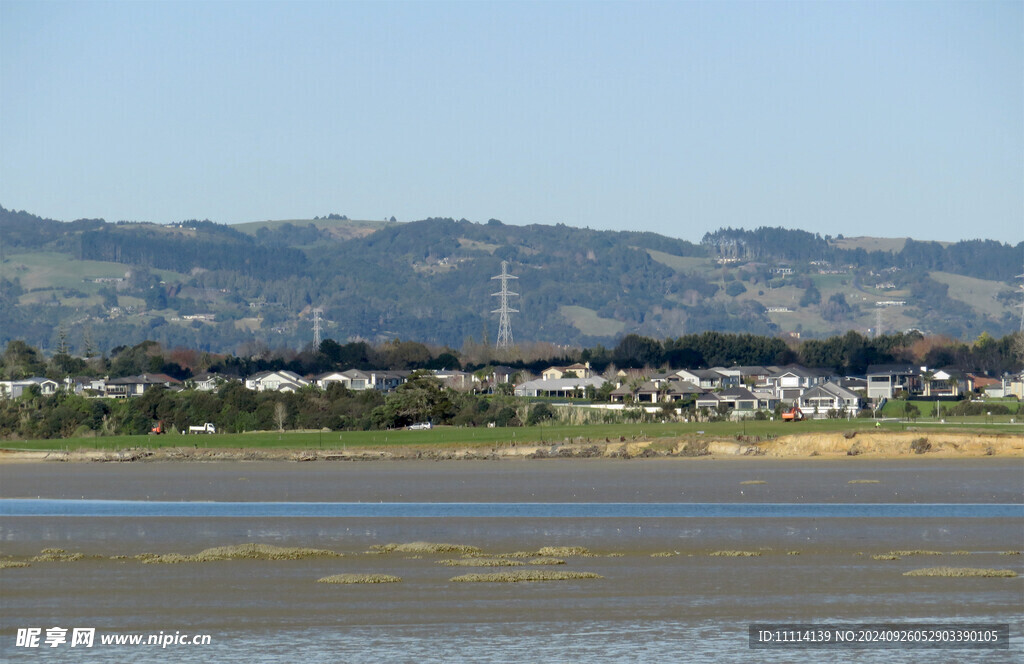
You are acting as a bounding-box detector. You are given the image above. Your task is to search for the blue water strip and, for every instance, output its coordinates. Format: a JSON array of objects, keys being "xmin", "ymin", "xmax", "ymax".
[{"xmin": 1, "ymin": 500, "xmax": 1021, "ymax": 519}]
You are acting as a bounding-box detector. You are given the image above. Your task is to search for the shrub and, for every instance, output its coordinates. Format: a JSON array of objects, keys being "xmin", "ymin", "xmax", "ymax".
[{"xmin": 910, "ymin": 437, "xmax": 931, "ymax": 454}]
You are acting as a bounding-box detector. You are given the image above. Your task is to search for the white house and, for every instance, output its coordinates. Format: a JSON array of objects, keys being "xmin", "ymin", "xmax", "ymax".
[
  {"xmin": 675, "ymin": 369, "xmax": 735, "ymax": 390},
  {"xmin": 0, "ymin": 377, "xmax": 60, "ymax": 399},
  {"xmin": 798, "ymin": 382, "xmax": 863, "ymax": 417},
  {"xmin": 103, "ymin": 374, "xmax": 181, "ymax": 398},
  {"xmin": 188, "ymin": 372, "xmax": 229, "ymax": 392},
  {"xmin": 922, "ymin": 369, "xmax": 967, "ymax": 398},
  {"xmin": 245, "ymin": 370, "xmax": 309, "ymax": 392},
  {"xmin": 515, "ymin": 376, "xmax": 605, "ymax": 398}
]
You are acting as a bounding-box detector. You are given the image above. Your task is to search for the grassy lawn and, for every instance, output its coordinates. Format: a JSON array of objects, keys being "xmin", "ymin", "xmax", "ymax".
[
  {"xmin": 881, "ymin": 400, "xmax": 1021, "ymax": 418},
  {"xmin": 3, "ymin": 418, "xmax": 1020, "ymax": 452}
]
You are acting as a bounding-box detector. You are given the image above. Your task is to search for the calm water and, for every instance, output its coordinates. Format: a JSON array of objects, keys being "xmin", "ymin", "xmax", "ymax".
[
  {"xmin": 2, "ymin": 499, "xmax": 1023, "ymax": 519},
  {"xmin": 2, "ymin": 460, "xmax": 1022, "ymax": 662}
]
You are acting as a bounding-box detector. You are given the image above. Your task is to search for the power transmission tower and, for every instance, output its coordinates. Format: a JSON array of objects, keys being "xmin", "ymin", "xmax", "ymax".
[
  {"xmin": 312, "ymin": 308, "xmax": 324, "ymax": 349},
  {"xmin": 491, "ymin": 261, "xmax": 518, "ymax": 348},
  {"xmin": 1017, "ymin": 272, "xmax": 1024, "ymax": 333}
]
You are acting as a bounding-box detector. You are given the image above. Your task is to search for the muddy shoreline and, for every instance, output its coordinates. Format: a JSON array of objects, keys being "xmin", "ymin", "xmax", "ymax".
[
  {"xmin": 3, "ymin": 459, "xmax": 1021, "ymax": 661},
  {"xmin": 2, "ymin": 431, "xmax": 1021, "ymax": 463}
]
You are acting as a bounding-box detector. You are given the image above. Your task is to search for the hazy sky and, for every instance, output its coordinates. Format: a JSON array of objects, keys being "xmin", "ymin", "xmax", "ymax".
[{"xmin": 2, "ymin": 1, "xmax": 1021, "ymax": 244}]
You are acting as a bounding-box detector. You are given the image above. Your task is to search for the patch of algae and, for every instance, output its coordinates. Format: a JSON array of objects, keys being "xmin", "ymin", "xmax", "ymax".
[
  {"xmin": 370, "ymin": 542, "xmax": 482, "ymax": 555},
  {"xmin": 136, "ymin": 543, "xmax": 342, "ymax": 564},
  {"xmin": 317, "ymin": 574, "xmax": 402, "ymax": 584},
  {"xmin": 708, "ymin": 550, "xmax": 761, "ymax": 557},
  {"xmin": 537, "ymin": 546, "xmax": 591, "ymax": 557},
  {"xmin": 903, "ymin": 567, "xmax": 1017, "ymax": 578},
  {"xmin": 30, "ymin": 548, "xmax": 92, "ymax": 562},
  {"xmin": 450, "ymin": 570, "xmax": 603, "ymax": 583},
  {"xmin": 528, "ymin": 557, "xmax": 566, "ymax": 565},
  {"xmin": 438, "ymin": 558, "xmax": 524, "ymax": 567}
]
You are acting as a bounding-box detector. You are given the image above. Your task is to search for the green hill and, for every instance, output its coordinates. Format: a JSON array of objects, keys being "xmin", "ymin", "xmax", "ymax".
[{"xmin": 1, "ymin": 206, "xmax": 1020, "ymax": 355}]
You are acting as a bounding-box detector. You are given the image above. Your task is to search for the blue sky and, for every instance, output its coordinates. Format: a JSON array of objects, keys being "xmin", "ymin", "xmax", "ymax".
[{"xmin": 1, "ymin": 1, "xmax": 1021, "ymax": 244}]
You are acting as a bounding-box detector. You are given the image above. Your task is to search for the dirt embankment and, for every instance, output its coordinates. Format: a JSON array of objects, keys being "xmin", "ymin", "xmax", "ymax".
[
  {"xmin": 756, "ymin": 431, "xmax": 1023, "ymax": 458},
  {"xmin": 2, "ymin": 431, "xmax": 1021, "ymax": 463}
]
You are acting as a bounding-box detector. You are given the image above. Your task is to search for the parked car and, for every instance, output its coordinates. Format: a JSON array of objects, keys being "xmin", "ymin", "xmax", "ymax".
[{"xmin": 408, "ymin": 422, "xmax": 433, "ymax": 430}]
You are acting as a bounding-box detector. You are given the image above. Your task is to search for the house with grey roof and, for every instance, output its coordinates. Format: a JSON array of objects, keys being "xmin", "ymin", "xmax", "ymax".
[
  {"xmin": 245, "ymin": 370, "xmax": 308, "ymax": 392},
  {"xmin": 514, "ymin": 376, "xmax": 606, "ymax": 398},
  {"xmin": 798, "ymin": 382, "xmax": 863, "ymax": 417}
]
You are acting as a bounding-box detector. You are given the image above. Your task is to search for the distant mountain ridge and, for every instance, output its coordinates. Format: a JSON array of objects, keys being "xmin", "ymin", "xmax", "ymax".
[{"xmin": 1, "ymin": 206, "xmax": 1020, "ymax": 354}]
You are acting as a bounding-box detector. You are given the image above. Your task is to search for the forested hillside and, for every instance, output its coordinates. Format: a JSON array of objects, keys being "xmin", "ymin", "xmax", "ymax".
[{"xmin": 1, "ymin": 206, "xmax": 1020, "ymax": 355}]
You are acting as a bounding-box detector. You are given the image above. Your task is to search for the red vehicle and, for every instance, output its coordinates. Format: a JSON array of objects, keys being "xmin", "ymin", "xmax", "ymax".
[
  {"xmin": 781, "ymin": 407, "xmax": 804, "ymax": 422},
  {"xmin": 149, "ymin": 421, "xmax": 167, "ymax": 435}
]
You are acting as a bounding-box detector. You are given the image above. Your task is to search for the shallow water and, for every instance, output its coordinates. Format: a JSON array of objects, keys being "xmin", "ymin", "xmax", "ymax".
[
  {"xmin": 1, "ymin": 459, "xmax": 1022, "ymax": 662},
  {"xmin": 3, "ymin": 499, "xmax": 1022, "ymax": 518}
]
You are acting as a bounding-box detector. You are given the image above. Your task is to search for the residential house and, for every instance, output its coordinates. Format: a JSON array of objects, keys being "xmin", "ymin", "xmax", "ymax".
[
  {"xmin": 188, "ymin": 372, "xmax": 229, "ymax": 392},
  {"xmin": 368, "ymin": 370, "xmax": 408, "ymax": 392},
  {"xmin": 104, "ymin": 374, "xmax": 181, "ymax": 398},
  {"xmin": 695, "ymin": 387, "xmax": 764, "ymax": 416},
  {"xmin": 838, "ymin": 377, "xmax": 868, "ymax": 396},
  {"xmin": 675, "ymin": 369, "xmax": 734, "ymax": 391},
  {"xmin": 922, "ymin": 369, "xmax": 968, "ymax": 398},
  {"xmin": 612, "ymin": 379, "xmax": 703, "ymax": 404},
  {"xmin": 315, "ymin": 370, "xmax": 359, "ymax": 390},
  {"xmin": 245, "ymin": 370, "xmax": 309, "ymax": 392},
  {"xmin": 731, "ymin": 366, "xmax": 773, "ymax": 385},
  {"xmin": 1003, "ymin": 372, "xmax": 1024, "ymax": 400},
  {"xmin": 866, "ymin": 365, "xmax": 922, "ymax": 401},
  {"xmin": 541, "ymin": 362, "xmax": 593, "ymax": 381},
  {"xmin": 487, "ymin": 366, "xmax": 517, "ymax": 385},
  {"xmin": 751, "ymin": 390, "xmax": 780, "ymax": 412},
  {"xmin": 798, "ymin": 382, "xmax": 863, "ymax": 417},
  {"xmin": 432, "ymin": 369, "xmax": 479, "ymax": 391},
  {"xmin": 966, "ymin": 373, "xmax": 1001, "ymax": 397},
  {"xmin": 515, "ymin": 376, "xmax": 606, "ymax": 398},
  {"xmin": 766, "ymin": 365, "xmax": 831, "ymax": 402},
  {"xmin": 313, "ymin": 369, "xmax": 407, "ymax": 392},
  {"xmin": 0, "ymin": 377, "xmax": 60, "ymax": 399}
]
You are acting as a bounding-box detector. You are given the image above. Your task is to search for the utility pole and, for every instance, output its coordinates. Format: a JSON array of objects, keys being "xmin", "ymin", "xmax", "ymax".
[{"xmin": 491, "ymin": 261, "xmax": 518, "ymax": 349}]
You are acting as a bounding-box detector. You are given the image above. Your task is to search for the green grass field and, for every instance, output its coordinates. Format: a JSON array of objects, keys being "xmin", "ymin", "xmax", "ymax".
[
  {"xmin": 558, "ymin": 305, "xmax": 627, "ymax": 337},
  {"xmin": 3, "ymin": 417, "xmax": 1020, "ymax": 452},
  {"xmin": 642, "ymin": 249, "xmax": 712, "ymax": 273},
  {"xmin": 829, "ymin": 236, "xmax": 909, "ymax": 253},
  {"xmin": 930, "ymin": 271, "xmax": 1008, "ymax": 321},
  {"xmin": 6, "ymin": 252, "xmax": 186, "ymax": 292},
  {"xmin": 230, "ymin": 218, "xmax": 394, "ymax": 237},
  {"xmin": 880, "ymin": 399, "xmax": 1021, "ymax": 418}
]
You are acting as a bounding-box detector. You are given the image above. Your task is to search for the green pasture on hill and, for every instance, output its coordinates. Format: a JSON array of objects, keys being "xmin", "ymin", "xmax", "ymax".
[{"xmin": 3, "ymin": 418, "xmax": 1021, "ymax": 452}]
